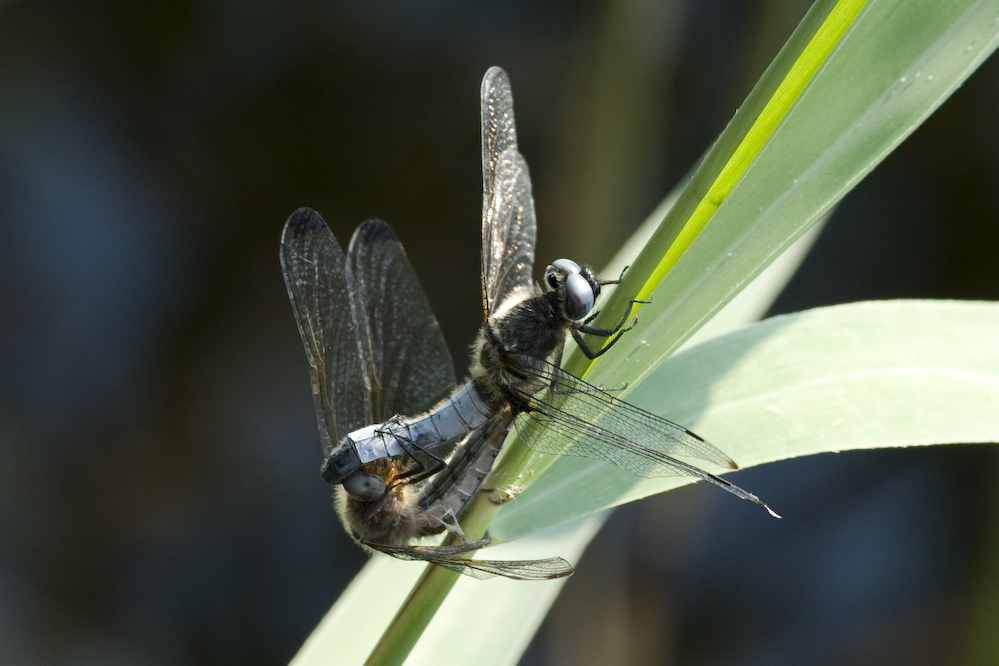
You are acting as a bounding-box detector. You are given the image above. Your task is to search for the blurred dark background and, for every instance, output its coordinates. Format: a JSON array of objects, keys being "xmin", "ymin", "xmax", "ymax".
[{"xmin": 1, "ymin": 1, "xmax": 998, "ymax": 665}]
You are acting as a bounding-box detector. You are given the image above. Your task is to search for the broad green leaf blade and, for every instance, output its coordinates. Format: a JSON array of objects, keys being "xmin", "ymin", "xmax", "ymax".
[
  {"xmin": 568, "ymin": 0, "xmax": 864, "ymax": 367},
  {"xmin": 598, "ymin": 183, "xmax": 828, "ymax": 346},
  {"xmin": 571, "ymin": 0, "xmax": 999, "ymax": 390},
  {"xmin": 492, "ymin": 300, "xmax": 999, "ymax": 541},
  {"xmin": 622, "ymin": 0, "xmax": 865, "ymax": 305}
]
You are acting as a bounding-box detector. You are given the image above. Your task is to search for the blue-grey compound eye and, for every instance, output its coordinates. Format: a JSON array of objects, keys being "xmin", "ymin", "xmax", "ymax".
[
  {"xmin": 546, "ymin": 258, "xmax": 581, "ymax": 289},
  {"xmin": 565, "ymin": 271, "xmax": 595, "ymax": 319},
  {"xmin": 552, "ymin": 258, "xmax": 580, "ymax": 275},
  {"xmin": 342, "ymin": 471, "xmax": 386, "ymax": 500}
]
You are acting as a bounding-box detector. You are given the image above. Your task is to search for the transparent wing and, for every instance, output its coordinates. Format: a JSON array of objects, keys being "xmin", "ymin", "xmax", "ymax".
[
  {"xmin": 347, "ymin": 219, "xmax": 456, "ymax": 422},
  {"xmin": 511, "ymin": 356, "xmax": 776, "ymax": 512},
  {"xmin": 481, "ymin": 67, "xmax": 519, "ymax": 184},
  {"xmin": 280, "ymin": 208, "xmax": 372, "ymax": 458},
  {"xmin": 480, "ymin": 66, "xmax": 537, "ymax": 318},
  {"xmin": 368, "ymin": 539, "xmax": 574, "ymax": 581}
]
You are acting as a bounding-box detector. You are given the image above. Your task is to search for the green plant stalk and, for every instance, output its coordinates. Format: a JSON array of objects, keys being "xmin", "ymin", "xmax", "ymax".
[
  {"xmin": 363, "ymin": 564, "xmax": 461, "ymax": 666},
  {"xmin": 363, "ymin": 481, "xmax": 505, "ymax": 666},
  {"xmin": 364, "ymin": 443, "xmax": 549, "ymax": 665}
]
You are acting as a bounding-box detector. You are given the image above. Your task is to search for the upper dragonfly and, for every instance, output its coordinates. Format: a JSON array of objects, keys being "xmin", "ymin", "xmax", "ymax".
[{"xmin": 301, "ymin": 68, "xmax": 642, "ymax": 499}]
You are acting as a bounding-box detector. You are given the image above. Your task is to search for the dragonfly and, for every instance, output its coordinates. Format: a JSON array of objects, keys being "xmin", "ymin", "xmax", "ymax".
[
  {"xmin": 301, "ymin": 68, "xmax": 640, "ymax": 499},
  {"xmin": 281, "ymin": 68, "xmax": 613, "ymax": 579},
  {"xmin": 281, "ymin": 210, "xmax": 572, "ymax": 579},
  {"xmin": 281, "ymin": 67, "xmax": 777, "ymax": 581}
]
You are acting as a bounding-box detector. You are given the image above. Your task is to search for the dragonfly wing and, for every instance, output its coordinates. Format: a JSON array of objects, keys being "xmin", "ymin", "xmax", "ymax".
[
  {"xmin": 369, "ymin": 540, "xmax": 574, "ymax": 581},
  {"xmin": 280, "ymin": 208, "xmax": 372, "ymax": 458},
  {"xmin": 480, "ymin": 67, "xmax": 537, "ymax": 318},
  {"xmin": 514, "ymin": 356, "xmax": 736, "ymax": 469},
  {"xmin": 347, "ymin": 219, "xmax": 456, "ymax": 422},
  {"xmin": 480, "ymin": 66, "xmax": 519, "ymax": 184},
  {"xmin": 509, "ymin": 356, "xmax": 776, "ymax": 512}
]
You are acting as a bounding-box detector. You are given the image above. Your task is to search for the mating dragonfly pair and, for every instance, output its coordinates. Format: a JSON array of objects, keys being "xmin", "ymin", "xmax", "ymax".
[{"xmin": 280, "ymin": 67, "xmax": 776, "ymax": 581}]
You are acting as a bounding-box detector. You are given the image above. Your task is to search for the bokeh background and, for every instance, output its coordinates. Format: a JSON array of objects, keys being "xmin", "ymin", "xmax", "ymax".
[{"xmin": 2, "ymin": 1, "xmax": 999, "ymax": 665}]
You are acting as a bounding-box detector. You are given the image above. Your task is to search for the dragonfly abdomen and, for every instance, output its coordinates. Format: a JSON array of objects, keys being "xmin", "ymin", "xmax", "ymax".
[{"xmin": 349, "ymin": 380, "xmax": 495, "ymax": 464}]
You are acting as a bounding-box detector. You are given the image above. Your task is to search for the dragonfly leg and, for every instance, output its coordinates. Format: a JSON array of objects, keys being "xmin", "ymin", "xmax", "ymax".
[
  {"xmin": 572, "ymin": 297, "xmax": 650, "ymax": 358},
  {"xmin": 597, "ymin": 264, "xmax": 631, "ymax": 287},
  {"xmin": 394, "ymin": 441, "xmax": 448, "ymax": 485},
  {"xmin": 379, "ymin": 427, "xmax": 449, "ymax": 485}
]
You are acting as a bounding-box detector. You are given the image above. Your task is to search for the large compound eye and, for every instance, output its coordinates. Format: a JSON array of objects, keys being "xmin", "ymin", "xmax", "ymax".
[
  {"xmin": 545, "ymin": 258, "xmax": 581, "ymax": 289},
  {"xmin": 342, "ymin": 471, "xmax": 386, "ymax": 500},
  {"xmin": 552, "ymin": 258, "xmax": 580, "ymax": 275},
  {"xmin": 565, "ymin": 272, "xmax": 595, "ymax": 319}
]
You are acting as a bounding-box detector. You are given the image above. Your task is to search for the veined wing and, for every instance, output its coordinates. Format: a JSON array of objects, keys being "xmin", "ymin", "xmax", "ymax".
[
  {"xmin": 347, "ymin": 219, "xmax": 456, "ymax": 423},
  {"xmin": 480, "ymin": 66, "xmax": 537, "ymax": 318},
  {"xmin": 511, "ymin": 356, "xmax": 778, "ymax": 515},
  {"xmin": 480, "ymin": 66, "xmax": 518, "ymax": 181},
  {"xmin": 280, "ymin": 208, "xmax": 372, "ymax": 458},
  {"xmin": 368, "ymin": 539, "xmax": 573, "ymax": 581}
]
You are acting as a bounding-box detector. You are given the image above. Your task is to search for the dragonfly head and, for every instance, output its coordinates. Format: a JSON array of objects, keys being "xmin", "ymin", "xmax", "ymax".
[
  {"xmin": 341, "ymin": 470, "xmax": 387, "ymax": 500},
  {"xmin": 545, "ymin": 258, "xmax": 600, "ymax": 321},
  {"xmin": 321, "ymin": 444, "xmax": 363, "ymax": 485},
  {"xmin": 323, "ymin": 445, "xmax": 388, "ymax": 500}
]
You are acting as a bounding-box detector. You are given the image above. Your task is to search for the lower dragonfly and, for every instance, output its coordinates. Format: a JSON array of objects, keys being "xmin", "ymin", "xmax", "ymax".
[{"xmin": 282, "ymin": 210, "xmax": 572, "ymax": 579}]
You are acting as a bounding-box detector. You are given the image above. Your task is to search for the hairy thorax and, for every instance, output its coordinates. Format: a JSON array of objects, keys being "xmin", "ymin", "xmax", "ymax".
[{"xmin": 468, "ymin": 285, "xmax": 565, "ymax": 411}]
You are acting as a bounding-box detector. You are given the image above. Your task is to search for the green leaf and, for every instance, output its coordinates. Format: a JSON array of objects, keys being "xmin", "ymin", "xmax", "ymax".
[
  {"xmin": 573, "ymin": 0, "xmax": 999, "ymax": 389},
  {"xmin": 492, "ymin": 300, "xmax": 999, "ymax": 541}
]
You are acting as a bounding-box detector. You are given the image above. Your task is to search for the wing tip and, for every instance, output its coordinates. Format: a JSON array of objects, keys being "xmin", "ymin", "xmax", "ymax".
[
  {"xmin": 354, "ymin": 218, "xmax": 396, "ymax": 245},
  {"xmin": 482, "ymin": 66, "xmax": 509, "ymax": 93},
  {"xmin": 283, "ymin": 207, "xmax": 326, "ymax": 239}
]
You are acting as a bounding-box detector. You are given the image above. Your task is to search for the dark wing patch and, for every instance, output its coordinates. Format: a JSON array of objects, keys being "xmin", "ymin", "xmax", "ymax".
[
  {"xmin": 280, "ymin": 208, "xmax": 372, "ymax": 457},
  {"xmin": 347, "ymin": 219, "xmax": 456, "ymax": 422}
]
